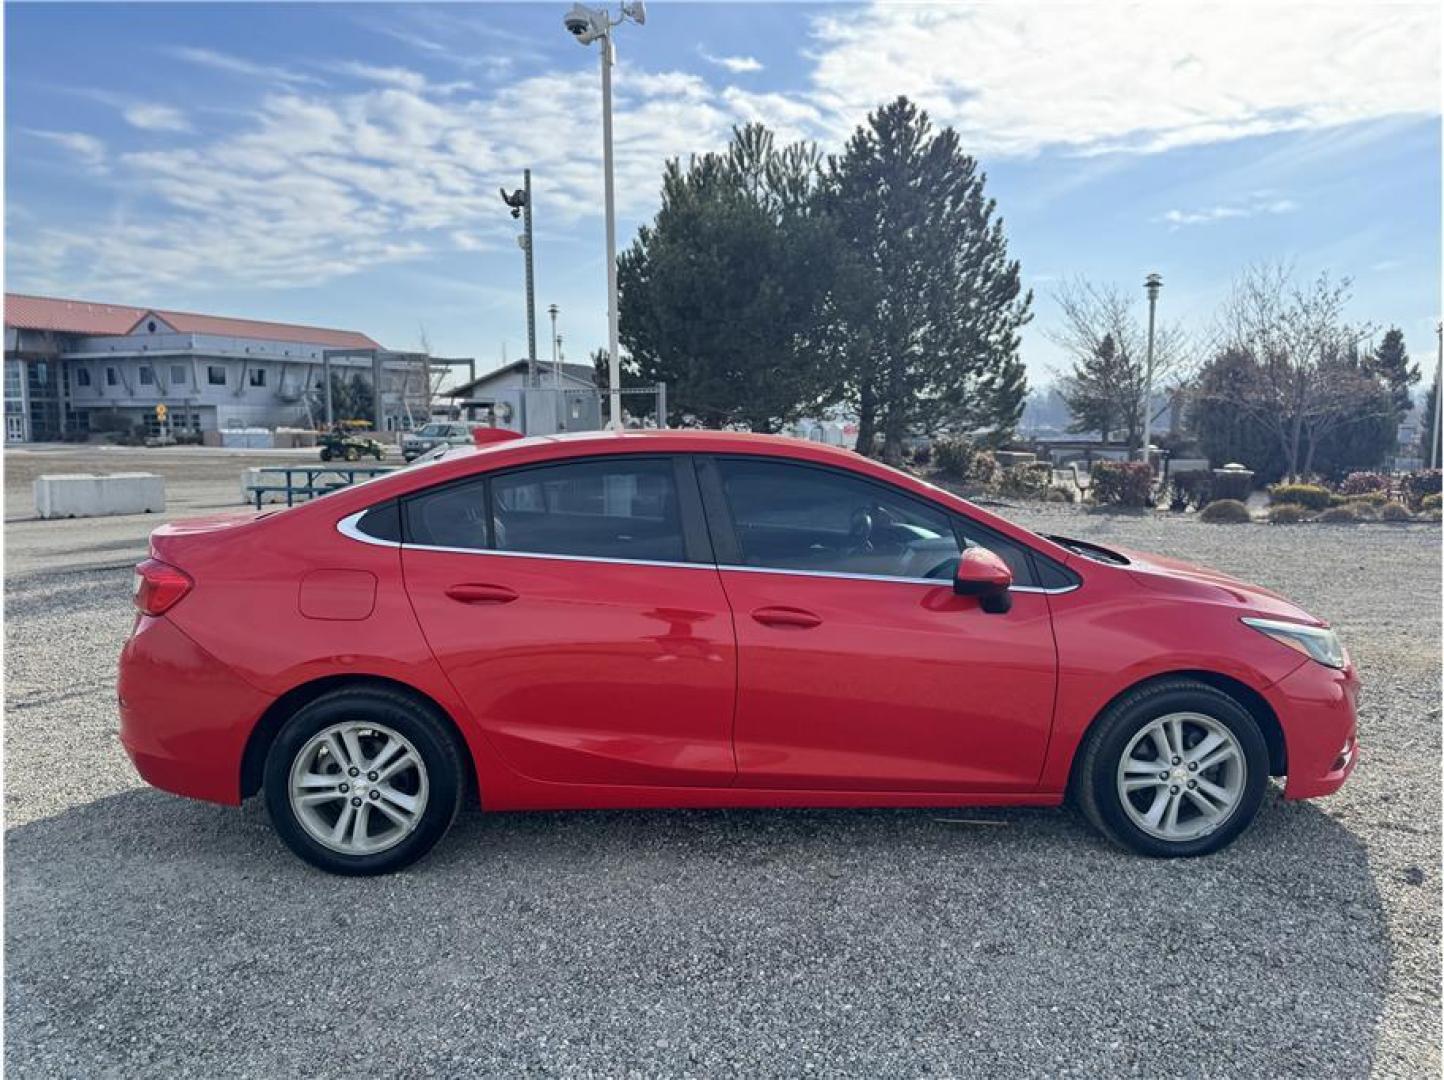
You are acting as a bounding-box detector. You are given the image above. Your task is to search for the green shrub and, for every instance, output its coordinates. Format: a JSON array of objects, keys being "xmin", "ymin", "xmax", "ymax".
[
  {"xmin": 932, "ymin": 437, "xmax": 972, "ymax": 478},
  {"xmin": 1338, "ymin": 471, "xmax": 1389, "ymax": 495},
  {"xmin": 1379, "ymin": 501, "xmax": 1413, "ymax": 522},
  {"xmin": 1422, "ymin": 493, "xmax": 1442, "ymax": 513},
  {"xmin": 1269, "ymin": 483, "xmax": 1332, "ymax": 511},
  {"xmin": 1339, "ymin": 492, "xmax": 1389, "ymax": 508},
  {"xmin": 1403, "ymin": 469, "xmax": 1442, "ymax": 509},
  {"xmin": 1199, "ymin": 499, "xmax": 1252, "ymax": 524},
  {"xmin": 1268, "ymin": 503, "xmax": 1312, "ymax": 524},
  {"xmin": 1317, "ymin": 505, "xmax": 1359, "ymax": 524},
  {"xmin": 932, "ymin": 438, "xmax": 997, "ymax": 487},
  {"xmin": 1091, "ymin": 461, "xmax": 1154, "ymax": 507},
  {"xmin": 1168, "ymin": 471, "xmax": 1212, "ymax": 511},
  {"xmin": 997, "ymin": 462, "xmax": 1053, "ymax": 499}
]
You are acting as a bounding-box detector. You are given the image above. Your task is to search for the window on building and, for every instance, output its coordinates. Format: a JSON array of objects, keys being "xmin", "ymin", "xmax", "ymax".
[
  {"xmin": 138, "ymin": 366, "xmax": 155, "ymax": 385},
  {"xmin": 249, "ymin": 368, "xmax": 267, "ymax": 388},
  {"xmin": 75, "ymin": 367, "xmax": 92, "ymax": 388},
  {"xmin": 171, "ymin": 365, "xmax": 187, "ymax": 385},
  {"xmin": 106, "ymin": 367, "xmax": 118, "ymax": 387},
  {"xmin": 207, "ymin": 366, "xmax": 226, "ymax": 386}
]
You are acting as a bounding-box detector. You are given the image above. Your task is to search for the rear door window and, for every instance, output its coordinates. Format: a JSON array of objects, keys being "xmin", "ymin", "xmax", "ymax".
[{"xmin": 405, "ymin": 457, "xmax": 688, "ymax": 563}]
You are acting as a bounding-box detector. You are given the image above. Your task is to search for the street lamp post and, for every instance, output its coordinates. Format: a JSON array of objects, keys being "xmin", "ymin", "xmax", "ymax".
[
  {"xmin": 564, "ymin": 2, "xmax": 646, "ymax": 430},
  {"xmin": 499, "ymin": 171, "xmax": 538, "ymax": 386},
  {"xmin": 1139, "ymin": 272, "xmax": 1162, "ymax": 466},
  {"xmin": 548, "ymin": 303, "xmax": 563, "ymax": 430}
]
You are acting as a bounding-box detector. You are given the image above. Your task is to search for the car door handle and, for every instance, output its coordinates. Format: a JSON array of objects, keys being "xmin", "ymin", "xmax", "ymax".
[
  {"xmin": 445, "ymin": 584, "xmax": 519, "ymax": 605},
  {"xmin": 751, "ymin": 606, "xmax": 822, "ymax": 629}
]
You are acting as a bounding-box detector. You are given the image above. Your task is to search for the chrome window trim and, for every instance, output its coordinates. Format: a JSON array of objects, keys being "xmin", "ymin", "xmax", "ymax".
[
  {"xmin": 401, "ymin": 543, "xmax": 706, "ymax": 572},
  {"xmin": 336, "ymin": 509, "xmax": 402, "ymax": 549},
  {"xmin": 716, "ymin": 562, "xmax": 1077, "ymax": 594},
  {"xmin": 334, "ymin": 514, "xmax": 1079, "ymax": 593}
]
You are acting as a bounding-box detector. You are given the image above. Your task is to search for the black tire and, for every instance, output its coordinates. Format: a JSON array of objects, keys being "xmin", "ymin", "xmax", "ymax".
[
  {"xmin": 263, "ymin": 686, "xmax": 465, "ymax": 875},
  {"xmin": 319, "ymin": 446, "xmax": 333, "ymax": 462},
  {"xmin": 1074, "ymin": 678, "xmax": 1268, "ymax": 858}
]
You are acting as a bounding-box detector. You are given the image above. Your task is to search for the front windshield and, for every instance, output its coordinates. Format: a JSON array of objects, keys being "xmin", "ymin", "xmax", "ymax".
[{"xmin": 418, "ymin": 423, "xmax": 446, "ymax": 437}]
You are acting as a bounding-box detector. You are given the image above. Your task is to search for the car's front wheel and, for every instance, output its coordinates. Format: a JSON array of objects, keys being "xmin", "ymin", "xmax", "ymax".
[
  {"xmin": 263, "ymin": 687, "xmax": 465, "ymax": 875},
  {"xmin": 1075, "ymin": 679, "xmax": 1269, "ymax": 857}
]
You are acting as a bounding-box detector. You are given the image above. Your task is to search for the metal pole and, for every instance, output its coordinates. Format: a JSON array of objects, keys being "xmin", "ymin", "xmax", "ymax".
[
  {"xmin": 549, "ymin": 303, "xmax": 563, "ymax": 431},
  {"xmin": 1431, "ymin": 321, "xmax": 1442, "ymax": 470},
  {"xmin": 600, "ymin": 33, "xmax": 622, "ymax": 430},
  {"xmin": 1140, "ymin": 273, "xmax": 1162, "ymax": 464},
  {"xmin": 322, "ymin": 351, "xmax": 333, "ymax": 427},
  {"xmin": 523, "ymin": 168, "xmax": 537, "ymax": 384}
]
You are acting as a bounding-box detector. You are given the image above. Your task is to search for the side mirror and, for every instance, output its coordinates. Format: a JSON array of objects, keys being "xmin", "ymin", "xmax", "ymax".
[{"xmin": 954, "ymin": 547, "xmax": 1013, "ymax": 614}]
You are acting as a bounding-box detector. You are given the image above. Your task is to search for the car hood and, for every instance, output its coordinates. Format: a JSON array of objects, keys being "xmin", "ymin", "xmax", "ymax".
[{"xmin": 1116, "ymin": 546, "xmax": 1324, "ymax": 626}]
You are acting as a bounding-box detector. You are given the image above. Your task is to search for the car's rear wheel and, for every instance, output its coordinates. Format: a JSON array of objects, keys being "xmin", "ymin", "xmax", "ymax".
[
  {"xmin": 263, "ymin": 687, "xmax": 464, "ymax": 875},
  {"xmin": 1075, "ymin": 679, "xmax": 1268, "ymax": 857}
]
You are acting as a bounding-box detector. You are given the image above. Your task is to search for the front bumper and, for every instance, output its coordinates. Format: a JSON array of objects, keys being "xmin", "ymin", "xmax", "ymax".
[
  {"xmin": 1265, "ymin": 659, "xmax": 1360, "ymax": 799},
  {"xmin": 118, "ymin": 615, "xmax": 275, "ymax": 805}
]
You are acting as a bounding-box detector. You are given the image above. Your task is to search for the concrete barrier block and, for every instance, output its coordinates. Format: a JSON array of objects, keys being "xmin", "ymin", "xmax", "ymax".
[{"xmin": 33, "ymin": 473, "xmax": 165, "ymax": 519}]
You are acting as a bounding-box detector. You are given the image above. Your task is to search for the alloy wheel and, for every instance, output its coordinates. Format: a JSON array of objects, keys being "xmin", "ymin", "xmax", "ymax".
[
  {"xmin": 1116, "ymin": 711, "xmax": 1246, "ymax": 842},
  {"xmin": 287, "ymin": 721, "xmax": 430, "ymax": 855}
]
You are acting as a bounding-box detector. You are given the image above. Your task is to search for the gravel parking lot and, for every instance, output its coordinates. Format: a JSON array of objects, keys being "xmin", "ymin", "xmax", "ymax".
[{"xmin": 4, "ymin": 446, "xmax": 1440, "ymax": 1077}]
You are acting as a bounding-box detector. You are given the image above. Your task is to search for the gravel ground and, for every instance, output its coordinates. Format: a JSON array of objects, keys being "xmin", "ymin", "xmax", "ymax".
[{"xmin": 4, "ymin": 449, "xmax": 1440, "ymax": 1077}]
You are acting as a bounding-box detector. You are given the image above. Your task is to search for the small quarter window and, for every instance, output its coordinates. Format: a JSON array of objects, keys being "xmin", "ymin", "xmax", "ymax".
[{"xmin": 353, "ymin": 501, "xmax": 401, "ymax": 543}]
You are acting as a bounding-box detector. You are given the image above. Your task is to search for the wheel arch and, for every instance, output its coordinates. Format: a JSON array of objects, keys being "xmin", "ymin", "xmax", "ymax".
[
  {"xmin": 240, "ymin": 674, "xmax": 478, "ymax": 804},
  {"xmin": 1069, "ymin": 669, "xmax": 1287, "ymax": 791}
]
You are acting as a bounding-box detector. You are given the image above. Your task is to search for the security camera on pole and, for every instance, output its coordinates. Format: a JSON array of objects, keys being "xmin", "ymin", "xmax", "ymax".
[
  {"xmin": 498, "ymin": 172, "xmax": 538, "ymax": 388},
  {"xmin": 563, "ymin": 0, "xmax": 646, "ymax": 430}
]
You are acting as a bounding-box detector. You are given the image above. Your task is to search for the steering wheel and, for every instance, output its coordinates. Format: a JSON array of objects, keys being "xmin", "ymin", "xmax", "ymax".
[{"xmin": 848, "ymin": 507, "xmax": 874, "ymax": 552}]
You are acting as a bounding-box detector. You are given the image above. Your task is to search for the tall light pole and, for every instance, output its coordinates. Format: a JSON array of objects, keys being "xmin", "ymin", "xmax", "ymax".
[
  {"xmin": 499, "ymin": 172, "xmax": 537, "ymax": 385},
  {"xmin": 564, "ymin": 1, "xmax": 646, "ymax": 429},
  {"xmin": 1139, "ymin": 272, "xmax": 1162, "ymax": 465},
  {"xmin": 548, "ymin": 303, "xmax": 563, "ymax": 430}
]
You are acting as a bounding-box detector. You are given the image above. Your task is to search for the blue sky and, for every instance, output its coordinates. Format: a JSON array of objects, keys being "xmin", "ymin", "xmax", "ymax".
[{"xmin": 5, "ymin": 2, "xmax": 1441, "ymax": 390}]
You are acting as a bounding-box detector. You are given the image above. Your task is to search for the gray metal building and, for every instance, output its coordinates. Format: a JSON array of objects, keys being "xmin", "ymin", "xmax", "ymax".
[{"xmin": 4, "ymin": 293, "xmax": 430, "ymax": 442}]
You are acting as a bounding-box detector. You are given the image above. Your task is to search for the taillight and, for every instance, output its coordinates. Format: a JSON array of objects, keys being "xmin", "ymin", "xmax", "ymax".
[{"xmin": 133, "ymin": 558, "xmax": 192, "ymax": 616}]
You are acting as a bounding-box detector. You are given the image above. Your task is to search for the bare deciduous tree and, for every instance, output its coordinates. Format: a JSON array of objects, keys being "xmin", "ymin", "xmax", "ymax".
[
  {"xmin": 1048, "ymin": 278, "xmax": 1191, "ymax": 450},
  {"xmin": 1210, "ymin": 264, "xmax": 1375, "ymax": 481}
]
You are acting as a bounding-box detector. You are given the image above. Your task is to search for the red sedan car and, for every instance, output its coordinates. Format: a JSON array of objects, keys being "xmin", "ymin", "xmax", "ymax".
[{"xmin": 119, "ymin": 431, "xmax": 1358, "ymax": 874}]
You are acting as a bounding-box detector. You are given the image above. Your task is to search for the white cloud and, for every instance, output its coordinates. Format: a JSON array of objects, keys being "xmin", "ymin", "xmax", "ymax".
[
  {"xmin": 1158, "ymin": 195, "xmax": 1299, "ymax": 228},
  {"xmin": 12, "ymin": 2, "xmax": 1439, "ymax": 298},
  {"xmin": 170, "ymin": 46, "xmax": 324, "ymax": 87},
  {"xmin": 701, "ymin": 51, "xmax": 763, "ymax": 74},
  {"xmin": 805, "ymin": 2, "xmax": 1439, "ymax": 156},
  {"xmin": 121, "ymin": 103, "xmax": 192, "ymax": 133},
  {"xmin": 24, "ymin": 129, "xmax": 108, "ymax": 173}
]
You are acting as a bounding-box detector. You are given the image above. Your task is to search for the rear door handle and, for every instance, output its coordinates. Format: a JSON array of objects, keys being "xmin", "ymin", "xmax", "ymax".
[
  {"xmin": 445, "ymin": 583, "xmax": 519, "ymax": 605},
  {"xmin": 751, "ymin": 606, "xmax": 822, "ymax": 629}
]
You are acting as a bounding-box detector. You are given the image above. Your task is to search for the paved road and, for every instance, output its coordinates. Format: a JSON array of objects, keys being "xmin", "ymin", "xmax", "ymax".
[{"xmin": 4, "ymin": 456, "xmax": 1439, "ymax": 1076}]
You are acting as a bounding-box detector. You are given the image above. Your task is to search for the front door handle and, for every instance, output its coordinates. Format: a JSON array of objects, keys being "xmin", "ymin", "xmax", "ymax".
[
  {"xmin": 445, "ymin": 583, "xmax": 519, "ymax": 605},
  {"xmin": 751, "ymin": 606, "xmax": 822, "ymax": 629}
]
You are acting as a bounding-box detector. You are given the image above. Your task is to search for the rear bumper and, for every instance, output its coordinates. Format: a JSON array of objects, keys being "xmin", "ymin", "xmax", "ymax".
[
  {"xmin": 1267, "ymin": 660, "xmax": 1360, "ymax": 800},
  {"xmin": 118, "ymin": 615, "xmax": 274, "ymax": 805}
]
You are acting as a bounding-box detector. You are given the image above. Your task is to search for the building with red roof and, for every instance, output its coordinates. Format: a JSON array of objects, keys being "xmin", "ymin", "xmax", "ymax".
[{"xmin": 3, "ymin": 293, "xmax": 435, "ymax": 443}]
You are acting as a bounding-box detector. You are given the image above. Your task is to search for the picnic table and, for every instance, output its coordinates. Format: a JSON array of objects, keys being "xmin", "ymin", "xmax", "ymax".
[{"xmin": 248, "ymin": 464, "xmax": 397, "ymax": 509}]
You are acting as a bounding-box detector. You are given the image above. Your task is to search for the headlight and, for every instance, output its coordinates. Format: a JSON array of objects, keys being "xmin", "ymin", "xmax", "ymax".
[{"xmin": 1242, "ymin": 617, "xmax": 1347, "ymax": 669}]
